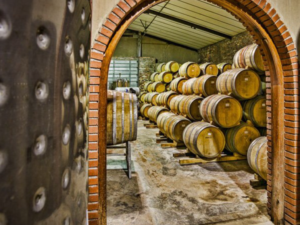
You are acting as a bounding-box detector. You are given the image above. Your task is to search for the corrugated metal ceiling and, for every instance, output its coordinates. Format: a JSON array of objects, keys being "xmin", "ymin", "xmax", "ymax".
[{"xmin": 127, "ymin": 0, "xmax": 246, "ymax": 50}]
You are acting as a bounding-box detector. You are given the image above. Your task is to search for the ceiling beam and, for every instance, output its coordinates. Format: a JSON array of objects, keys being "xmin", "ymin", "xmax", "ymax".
[
  {"xmin": 127, "ymin": 29, "xmax": 199, "ymax": 52},
  {"xmin": 145, "ymin": 9, "xmax": 232, "ymax": 39}
]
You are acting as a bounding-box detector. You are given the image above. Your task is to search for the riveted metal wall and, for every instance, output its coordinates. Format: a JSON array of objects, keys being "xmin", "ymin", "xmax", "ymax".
[{"xmin": 0, "ymin": 0, "xmax": 90, "ymax": 224}]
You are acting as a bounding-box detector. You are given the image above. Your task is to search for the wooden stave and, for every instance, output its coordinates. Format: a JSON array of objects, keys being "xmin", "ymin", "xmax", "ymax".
[
  {"xmin": 157, "ymin": 63, "xmax": 166, "ymax": 73},
  {"xmin": 151, "ymin": 82, "xmax": 166, "ymax": 93},
  {"xmin": 144, "ymin": 81, "xmax": 154, "ymax": 92},
  {"xmin": 243, "ymin": 96, "xmax": 267, "ymax": 127},
  {"xmin": 144, "ymin": 92, "xmax": 159, "ymax": 105},
  {"xmin": 158, "ymin": 71, "xmax": 173, "ymax": 84},
  {"xmin": 225, "ymin": 122, "xmax": 261, "ymax": 156},
  {"xmin": 178, "ymin": 95, "xmax": 203, "ymax": 121},
  {"xmin": 183, "ymin": 122, "xmax": 225, "ymax": 158},
  {"xmin": 162, "ymin": 91, "xmax": 178, "ymax": 109},
  {"xmin": 165, "ymin": 61, "xmax": 180, "ymax": 73},
  {"xmin": 148, "ymin": 106, "xmax": 169, "ymax": 123},
  {"xmin": 157, "ymin": 112, "xmax": 176, "ymax": 134},
  {"xmin": 179, "ymin": 62, "xmax": 201, "ymax": 78},
  {"xmin": 217, "ymin": 63, "xmax": 232, "ymax": 74},
  {"xmin": 107, "ymin": 91, "xmax": 138, "ymax": 145},
  {"xmin": 193, "ymin": 75, "xmax": 218, "ymax": 97},
  {"xmin": 216, "ymin": 68, "xmax": 261, "ymax": 100},
  {"xmin": 164, "ymin": 115, "xmax": 191, "ymax": 142},
  {"xmin": 140, "ymin": 103, "xmax": 152, "ymax": 118},
  {"xmin": 182, "ymin": 78, "xmax": 197, "ymax": 95},
  {"xmin": 170, "ymin": 95, "xmax": 185, "ymax": 114},
  {"xmin": 247, "ymin": 136, "xmax": 268, "ymax": 180},
  {"xmin": 199, "ymin": 94, "xmax": 243, "ymax": 128},
  {"xmin": 199, "ymin": 62, "xmax": 219, "ymax": 76},
  {"xmin": 244, "ymin": 44, "xmax": 265, "ymax": 73},
  {"xmin": 150, "ymin": 72, "xmax": 160, "ymax": 82},
  {"xmin": 170, "ymin": 77, "xmax": 187, "ymax": 94}
]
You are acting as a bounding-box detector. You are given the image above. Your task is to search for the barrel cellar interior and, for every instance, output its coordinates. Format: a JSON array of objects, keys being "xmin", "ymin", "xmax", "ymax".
[
  {"xmin": 1, "ymin": 0, "xmax": 300, "ymax": 225},
  {"xmin": 104, "ymin": 1, "xmax": 271, "ymax": 225}
]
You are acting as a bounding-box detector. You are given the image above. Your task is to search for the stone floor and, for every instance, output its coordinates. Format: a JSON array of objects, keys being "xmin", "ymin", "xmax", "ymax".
[{"xmin": 107, "ymin": 120, "xmax": 273, "ymax": 225}]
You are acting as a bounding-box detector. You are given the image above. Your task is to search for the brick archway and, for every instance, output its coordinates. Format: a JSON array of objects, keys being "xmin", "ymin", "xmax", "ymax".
[{"xmin": 88, "ymin": 1, "xmax": 299, "ymax": 225}]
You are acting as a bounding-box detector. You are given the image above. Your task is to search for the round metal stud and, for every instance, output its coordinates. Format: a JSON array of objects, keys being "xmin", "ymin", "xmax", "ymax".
[
  {"xmin": 0, "ymin": 213, "xmax": 7, "ymax": 225},
  {"xmin": 64, "ymin": 37, "xmax": 73, "ymax": 56},
  {"xmin": 33, "ymin": 187, "xmax": 46, "ymax": 212},
  {"xmin": 0, "ymin": 83, "xmax": 9, "ymax": 106},
  {"xmin": 0, "ymin": 151, "xmax": 7, "ymax": 173},
  {"xmin": 36, "ymin": 28, "xmax": 50, "ymax": 50},
  {"xmin": 77, "ymin": 119, "xmax": 83, "ymax": 135},
  {"xmin": 67, "ymin": 0, "xmax": 75, "ymax": 13},
  {"xmin": 79, "ymin": 44, "xmax": 84, "ymax": 59},
  {"xmin": 63, "ymin": 81, "xmax": 71, "ymax": 100},
  {"xmin": 33, "ymin": 135, "xmax": 47, "ymax": 156},
  {"xmin": 63, "ymin": 217, "xmax": 71, "ymax": 225},
  {"xmin": 62, "ymin": 168, "xmax": 71, "ymax": 189},
  {"xmin": 62, "ymin": 125, "xmax": 71, "ymax": 145},
  {"xmin": 81, "ymin": 7, "xmax": 86, "ymax": 23},
  {"xmin": 78, "ymin": 82, "xmax": 83, "ymax": 97},
  {"xmin": 35, "ymin": 81, "xmax": 49, "ymax": 102},
  {"xmin": 74, "ymin": 156, "xmax": 84, "ymax": 173},
  {"xmin": 0, "ymin": 11, "xmax": 11, "ymax": 40}
]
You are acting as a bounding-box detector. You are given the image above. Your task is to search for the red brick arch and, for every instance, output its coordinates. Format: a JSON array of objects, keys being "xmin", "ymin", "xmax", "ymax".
[{"xmin": 88, "ymin": 0, "xmax": 299, "ymax": 224}]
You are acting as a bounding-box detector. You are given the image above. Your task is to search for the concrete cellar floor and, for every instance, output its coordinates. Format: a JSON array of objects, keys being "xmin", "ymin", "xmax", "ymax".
[{"xmin": 107, "ymin": 120, "xmax": 273, "ymax": 225}]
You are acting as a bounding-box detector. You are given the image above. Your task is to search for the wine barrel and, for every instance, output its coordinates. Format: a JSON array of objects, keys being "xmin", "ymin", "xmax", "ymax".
[
  {"xmin": 151, "ymin": 82, "xmax": 166, "ymax": 93},
  {"xmin": 164, "ymin": 115, "xmax": 191, "ymax": 142},
  {"xmin": 107, "ymin": 90, "xmax": 138, "ymax": 145},
  {"xmin": 200, "ymin": 94, "xmax": 243, "ymax": 128},
  {"xmin": 166, "ymin": 83, "xmax": 171, "ymax": 91},
  {"xmin": 183, "ymin": 122, "xmax": 225, "ymax": 158},
  {"xmin": 150, "ymin": 72, "xmax": 160, "ymax": 82},
  {"xmin": 138, "ymin": 92, "xmax": 147, "ymax": 102},
  {"xmin": 155, "ymin": 93, "xmax": 164, "ymax": 106},
  {"xmin": 216, "ymin": 68, "xmax": 261, "ymax": 100},
  {"xmin": 170, "ymin": 95, "xmax": 185, "ymax": 114},
  {"xmin": 170, "ymin": 77, "xmax": 187, "ymax": 94},
  {"xmin": 144, "ymin": 81, "xmax": 154, "ymax": 92},
  {"xmin": 179, "ymin": 62, "xmax": 201, "ymax": 78},
  {"xmin": 243, "ymin": 96, "xmax": 266, "ymax": 127},
  {"xmin": 157, "ymin": 63, "xmax": 166, "ymax": 73},
  {"xmin": 140, "ymin": 103, "xmax": 152, "ymax": 118},
  {"xmin": 247, "ymin": 136, "xmax": 268, "ymax": 180},
  {"xmin": 193, "ymin": 75, "xmax": 218, "ymax": 97},
  {"xmin": 217, "ymin": 63, "xmax": 232, "ymax": 74},
  {"xmin": 179, "ymin": 95, "xmax": 203, "ymax": 121},
  {"xmin": 225, "ymin": 122, "xmax": 261, "ymax": 155},
  {"xmin": 158, "ymin": 71, "xmax": 173, "ymax": 84},
  {"xmin": 233, "ymin": 44, "xmax": 265, "ymax": 73},
  {"xmin": 157, "ymin": 112, "xmax": 176, "ymax": 134},
  {"xmin": 199, "ymin": 62, "xmax": 218, "ymax": 76},
  {"xmin": 182, "ymin": 78, "xmax": 198, "ymax": 95},
  {"xmin": 148, "ymin": 106, "xmax": 169, "ymax": 123},
  {"xmin": 165, "ymin": 61, "xmax": 180, "ymax": 73},
  {"xmin": 157, "ymin": 91, "xmax": 178, "ymax": 109},
  {"xmin": 144, "ymin": 92, "xmax": 159, "ymax": 105}
]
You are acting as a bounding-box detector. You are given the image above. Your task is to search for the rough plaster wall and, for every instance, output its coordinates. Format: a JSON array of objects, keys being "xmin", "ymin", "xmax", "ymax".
[
  {"xmin": 198, "ymin": 32, "xmax": 254, "ymax": 64},
  {"xmin": 113, "ymin": 36, "xmax": 199, "ymax": 63}
]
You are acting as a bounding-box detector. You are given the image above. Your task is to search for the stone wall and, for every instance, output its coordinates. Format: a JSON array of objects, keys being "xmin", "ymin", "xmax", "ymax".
[
  {"xmin": 138, "ymin": 57, "xmax": 156, "ymax": 93},
  {"xmin": 198, "ymin": 31, "xmax": 254, "ymax": 64}
]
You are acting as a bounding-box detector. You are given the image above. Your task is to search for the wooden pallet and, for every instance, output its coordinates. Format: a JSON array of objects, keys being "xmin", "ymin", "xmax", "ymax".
[
  {"xmin": 144, "ymin": 123, "xmax": 158, "ymax": 129},
  {"xmin": 174, "ymin": 151, "xmax": 246, "ymax": 165},
  {"xmin": 161, "ymin": 141, "xmax": 186, "ymax": 148}
]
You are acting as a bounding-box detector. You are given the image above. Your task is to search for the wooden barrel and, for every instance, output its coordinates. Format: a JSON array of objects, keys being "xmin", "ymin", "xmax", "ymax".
[
  {"xmin": 200, "ymin": 62, "xmax": 218, "ymax": 76},
  {"xmin": 225, "ymin": 122, "xmax": 261, "ymax": 155},
  {"xmin": 233, "ymin": 44, "xmax": 264, "ymax": 73},
  {"xmin": 144, "ymin": 81, "xmax": 154, "ymax": 92},
  {"xmin": 243, "ymin": 96, "xmax": 266, "ymax": 127},
  {"xmin": 217, "ymin": 63, "xmax": 232, "ymax": 74},
  {"xmin": 138, "ymin": 92, "xmax": 147, "ymax": 102},
  {"xmin": 179, "ymin": 95, "xmax": 203, "ymax": 121},
  {"xmin": 157, "ymin": 112, "xmax": 176, "ymax": 134},
  {"xmin": 140, "ymin": 103, "xmax": 152, "ymax": 118},
  {"xmin": 159, "ymin": 91, "xmax": 178, "ymax": 109},
  {"xmin": 158, "ymin": 71, "xmax": 173, "ymax": 84},
  {"xmin": 151, "ymin": 82, "xmax": 166, "ymax": 93},
  {"xmin": 170, "ymin": 95, "xmax": 185, "ymax": 114},
  {"xmin": 182, "ymin": 78, "xmax": 198, "ymax": 95},
  {"xmin": 166, "ymin": 83, "xmax": 171, "ymax": 91},
  {"xmin": 170, "ymin": 77, "xmax": 187, "ymax": 94},
  {"xmin": 247, "ymin": 136, "xmax": 268, "ymax": 180},
  {"xmin": 216, "ymin": 68, "xmax": 261, "ymax": 100},
  {"xmin": 200, "ymin": 94, "xmax": 243, "ymax": 128},
  {"xmin": 164, "ymin": 115, "xmax": 191, "ymax": 142},
  {"xmin": 155, "ymin": 93, "xmax": 164, "ymax": 106},
  {"xmin": 150, "ymin": 72, "xmax": 159, "ymax": 82},
  {"xmin": 157, "ymin": 63, "xmax": 166, "ymax": 73},
  {"xmin": 183, "ymin": 122, "xmax": 225, "ymax": 158},
  {"xmin": 107, "ymin": 90, "xmax": 138, "ymax": 145},
  {"xmin": 144, "ymin": 92, "xmax": 159, "ymax": 105},
  {"xmin": 148, "ymin": 106, "xmax": 169, "ymax": 123},
  {"xmin": 179, "ymin": 62, "xmax": 201, "ymax": 78},
  {"xmin": 193, "ymin": 75, "xmax": 218, "ymax": 97},
  {"xmin": 165, "ymin": 61, "xmax": 180, "ymax": 73}
]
